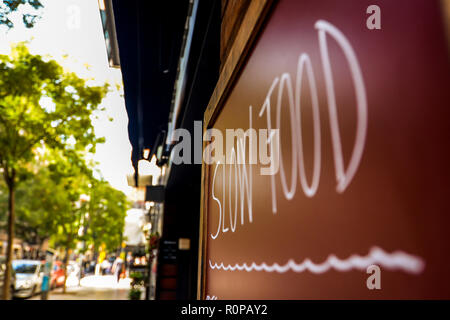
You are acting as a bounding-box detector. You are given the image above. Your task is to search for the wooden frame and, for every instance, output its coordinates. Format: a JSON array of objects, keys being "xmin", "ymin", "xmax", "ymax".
[
  {"xmin": 196, "ymin": 0, "xmax": 275, "ymax": 300},
  {"xmin": 442, "ymin": 0, "xmax": 450, "ymax": 50}
]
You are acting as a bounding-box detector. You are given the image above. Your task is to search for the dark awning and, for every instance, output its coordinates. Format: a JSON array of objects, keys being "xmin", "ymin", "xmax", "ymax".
[{"xmin": 111, "ymin": 0, "xmax": 189, "ymax": 172}]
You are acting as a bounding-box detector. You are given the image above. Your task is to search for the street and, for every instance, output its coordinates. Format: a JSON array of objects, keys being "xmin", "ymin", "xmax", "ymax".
[{"xmin": 29, "ymin": 275, "xmax": 132, "ymax": 300}]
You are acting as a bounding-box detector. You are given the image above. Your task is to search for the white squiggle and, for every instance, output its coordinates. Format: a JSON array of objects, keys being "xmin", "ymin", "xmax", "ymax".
[
  {"xmin": 208, "ymin": 247, "xmax": 425, "ymax": 275},
  {"xmin": 206, "ymin": 295, "xmax": 218, "ymax": 300}
]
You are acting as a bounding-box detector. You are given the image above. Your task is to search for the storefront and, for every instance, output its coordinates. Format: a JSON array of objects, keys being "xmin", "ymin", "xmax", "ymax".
[{"xmin": 104, "ymin": 0, "xmax": 450, "ymax": 299}]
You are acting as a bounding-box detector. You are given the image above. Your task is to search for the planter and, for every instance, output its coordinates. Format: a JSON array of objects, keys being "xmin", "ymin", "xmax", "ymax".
[{"xmin": 129, "ymin": 288, "xmax": 142, "ymax": 300}]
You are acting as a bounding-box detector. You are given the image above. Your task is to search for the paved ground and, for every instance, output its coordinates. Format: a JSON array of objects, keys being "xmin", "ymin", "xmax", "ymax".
[{"xmin": 29, "ymin": 275, "xmax": 132, "ymax": 300}]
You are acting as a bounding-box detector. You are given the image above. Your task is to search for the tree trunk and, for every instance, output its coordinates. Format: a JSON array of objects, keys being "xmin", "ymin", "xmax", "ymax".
[
  {"xmin": 2, "ymin": 170, "xmax": 15, "ymax": 300},
  {"xmin": 62, "ymin": 247, "xmax": 69, "ymax": 293}
]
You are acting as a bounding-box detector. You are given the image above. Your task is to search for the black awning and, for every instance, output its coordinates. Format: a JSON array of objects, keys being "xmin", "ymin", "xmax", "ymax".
[{"xmin": 111, "ymin": 0, "xmax": 189, "ymax": 171}]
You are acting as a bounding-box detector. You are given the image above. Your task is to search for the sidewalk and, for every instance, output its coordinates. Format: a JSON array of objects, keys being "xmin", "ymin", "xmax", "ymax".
[{"xmin": 30, "ymin": 275, "xmax": 131, "ymax": 300}]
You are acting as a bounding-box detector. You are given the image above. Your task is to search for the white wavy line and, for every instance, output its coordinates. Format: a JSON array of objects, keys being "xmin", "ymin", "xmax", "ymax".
[{"xmin": 208, "ymin": 247, "xmax": 425, "ymax": 275}]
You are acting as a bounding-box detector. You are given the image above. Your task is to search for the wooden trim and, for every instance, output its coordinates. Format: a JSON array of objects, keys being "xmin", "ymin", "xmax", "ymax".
[
  {"xmin": 197, "ymin": 0, "xmax": 275, "ymax": 300},
  {"xmin": 203, "ymin": 0, "xmax": 274, "ymax": 129},
  {"xmin": 196, "ymin": 134, "xmax": 210, "ymax": 299},
  {"xmin": 220, "ymin": 0, "xmax": 252, "ymax": 69},
  {"xmin": 221, "ymin": 0, "xmax": 230, "ymax": 19}
]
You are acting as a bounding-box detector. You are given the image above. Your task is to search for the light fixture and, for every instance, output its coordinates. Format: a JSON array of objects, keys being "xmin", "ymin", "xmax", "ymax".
[
  {"xmin": 98, "ymin": 0, "xmax": 106, "ymax": 11},
  {"xmin": 143, "ymin": 148, "xmax": 150, "ymax": 159}
]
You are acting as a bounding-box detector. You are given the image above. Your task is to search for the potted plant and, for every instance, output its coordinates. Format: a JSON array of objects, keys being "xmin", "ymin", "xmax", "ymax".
[{"xmin": 129, "ymin": 271, "xmax": 144, "ymax": 300}]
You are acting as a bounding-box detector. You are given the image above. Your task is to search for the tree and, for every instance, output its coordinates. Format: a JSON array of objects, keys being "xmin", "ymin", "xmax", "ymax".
[
  {"xmin": 0, "ymin": 148, "xmax": 92, "ymax": 251},
  {"xmin": 0, "ymin": 43, "xmax": 108, "ymax": 299},
  {"xmin": 14, "ymin": 168, "xmax": 61, "ymax": 250},
  {"xmin": 7, "ymin": 147, "xmax": 129, "ymax": 293},
  {"xmin": 1, "ymin": 148, "xmax": 129, "ymax": 293},
  {"xmin": 83, "ymin": 179, "xmax": 128, "ymax": 253},
  {"xmin": 46, "ymin": 150, "xmax": 94, "ymax": 293},
  {"xmin": 13, "ymin": 149, "xmax": 91, "ymax": 251},
  {"xmin": 46, "ymin": 155, "xmax": 128, "ymax": 292},
  {"xmin": 0, "ymin": 0, "xmax": 43, "ymax": 29}
]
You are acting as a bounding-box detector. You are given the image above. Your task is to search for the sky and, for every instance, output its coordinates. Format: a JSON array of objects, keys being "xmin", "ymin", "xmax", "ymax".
[{"xmin": 0, "ymin": 0, "xmax": 134, "ymax": 196}]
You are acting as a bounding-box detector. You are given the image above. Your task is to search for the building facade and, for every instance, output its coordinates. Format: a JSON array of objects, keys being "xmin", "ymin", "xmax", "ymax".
[{"xmin": 102, "ymin": 0, "xmax": 450, "ymax": 299}]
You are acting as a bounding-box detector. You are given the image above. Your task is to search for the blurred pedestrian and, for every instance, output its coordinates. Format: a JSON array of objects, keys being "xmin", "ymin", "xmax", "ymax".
[
  {"xmin": 100, "ymin": 258, "xmax": 111, "ymax": 275},
  {"xmin": 112, "ymin": 257, "xmax": 124, "ymax": 283}
]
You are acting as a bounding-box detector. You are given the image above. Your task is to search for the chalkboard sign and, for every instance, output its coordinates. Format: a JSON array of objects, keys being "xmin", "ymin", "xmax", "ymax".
[
  {"xmin": 199, "ymin": 0, "xmax": 450, "ymax": 299},
  {"xmin": 160, "ymin": 240, "xmax": 177, "ymax": 263}
]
